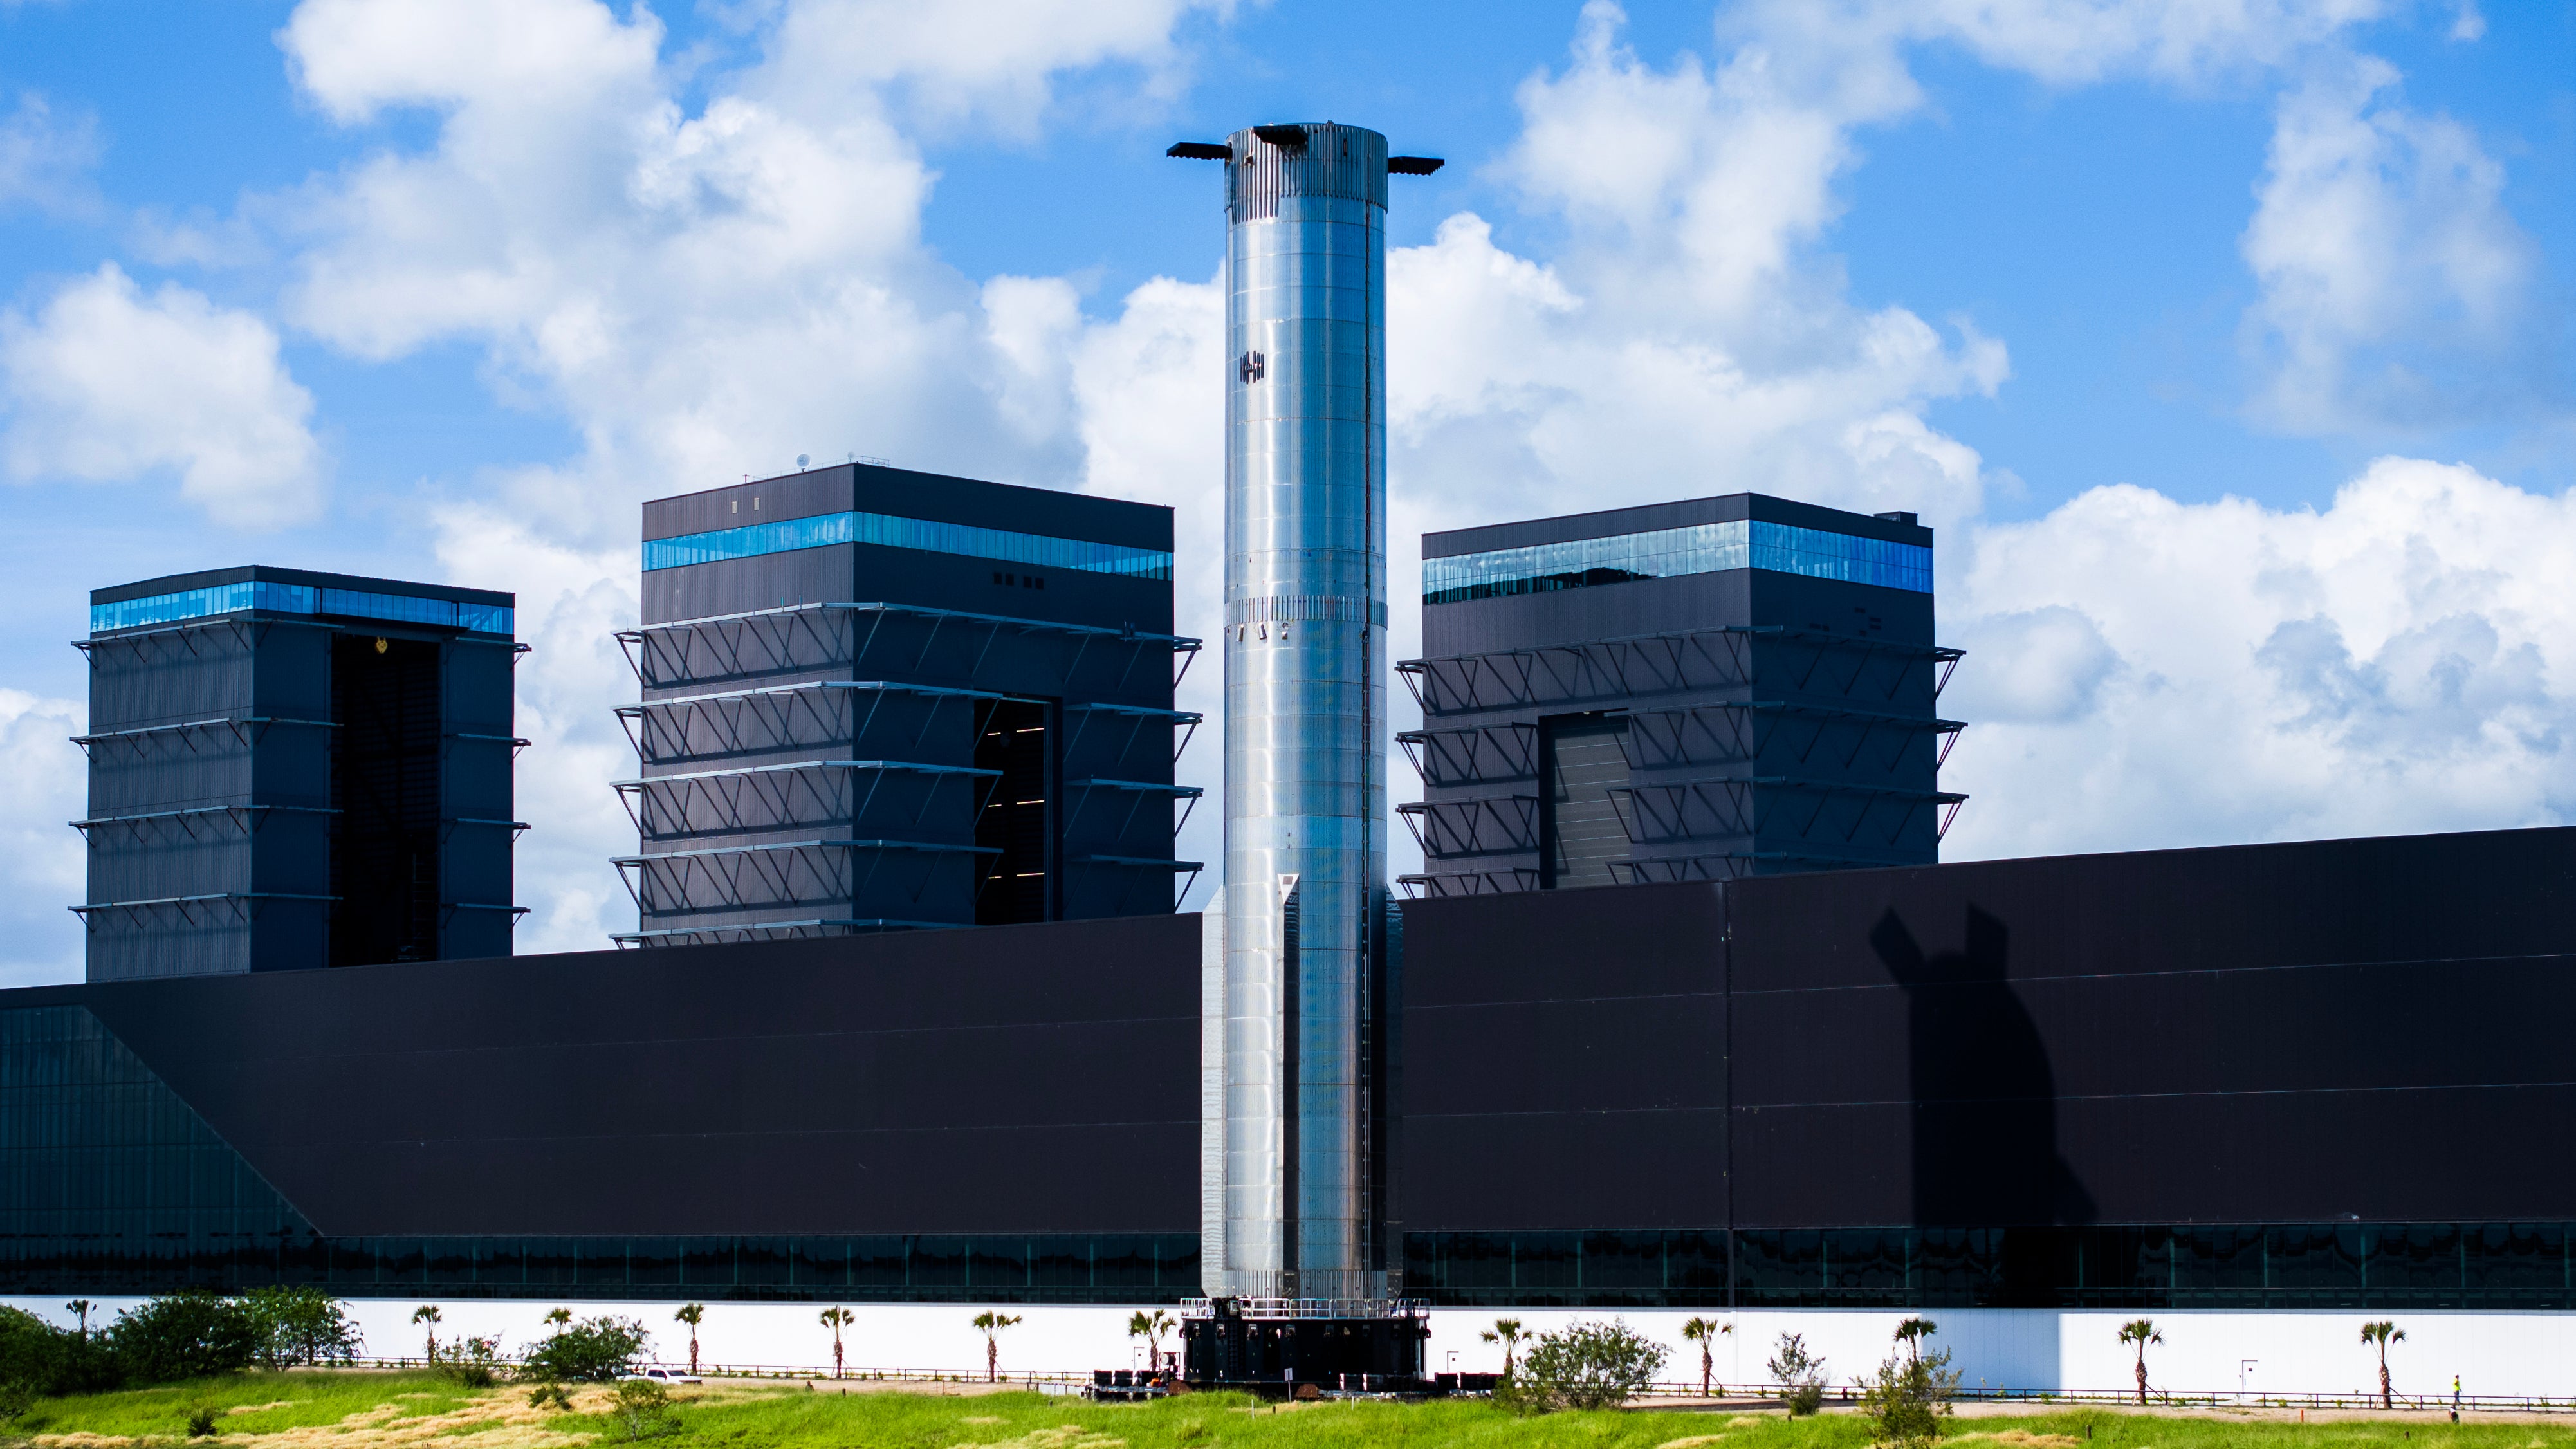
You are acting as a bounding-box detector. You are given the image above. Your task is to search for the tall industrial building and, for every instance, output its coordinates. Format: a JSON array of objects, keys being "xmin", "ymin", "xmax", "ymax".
[
  {"xmin": 1399, "ymin": 494, "xmax": 1964, "ymax": 896},
  {"xmin": 615, "ymin": 463, "xmax": 1198, "ymax": 946},
  {"xmin": 74, "ymin": 566, "xmax": 523, "ymax": 979}
]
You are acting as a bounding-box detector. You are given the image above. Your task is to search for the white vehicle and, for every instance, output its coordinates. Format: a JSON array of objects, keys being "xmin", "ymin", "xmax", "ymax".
[{"xmin": 621, "ymin": 1367, "xmax": 703, "ymax": 1385}]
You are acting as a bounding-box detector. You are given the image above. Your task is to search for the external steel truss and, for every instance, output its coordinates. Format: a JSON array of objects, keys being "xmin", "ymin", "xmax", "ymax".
[
  {"xmin": 1067, "ymin": 777, "xmax": 1206, "ymax": 842},
  {"xmin": 1065, "ymin": 701, "xmax": 1204, "ymax": 767},
  {"xmin": 69, "ymin": 803, "xmax": 338, "ymax": 845},
  {"xmin": 69, "ymin": 614, "xmax": 313, "ymax": 667},
  {"xmin": 1612, "ymin": 776, "xmax": 1968, "ymax": 850},
  {"xmin": 1396, "ymin": 624, "xmax": 1963, "ymax": 717},
  {"xmin": 611, "ymin": 918, "xmax": 959, "ymax": 948},
  {"xmin": 1395, "ymin": 795, "xmax": 1539, "ymax": 858},
  {"xmin": 614, "ymin": 602, "xmax": 1202, "ymax": 696},
  {"xmin": 71, "ymin": 715, "xmax": 335, "ymax": 759},
  {"xmin": 614, "ymin": 680, "xmax": 1004, "ymax": 767},
  {"xmin": 612, "ymin": 838, "xmax": 995, "ymax": 914},
  {"xmin": 66, "ymin": 891, "xmax": 335, "ymax": 931},
  {"xmin": 1069, "ymin": 853, "xmax": 1209, "ymax": 914},
  {"xmin": 1395, "ymin": 722, "xmax": 1540, "ymax": 790},
  {"xmin": 1605, "ymin": 849, "xmax": 1888, "ymax": 884},
  {"xmin": 612, "ymin": 759, "xmax": 999, "ymax": 840},
  {"xmin": 1394, "ymin": 865, "xmax": 1543, "ymax": 898}
]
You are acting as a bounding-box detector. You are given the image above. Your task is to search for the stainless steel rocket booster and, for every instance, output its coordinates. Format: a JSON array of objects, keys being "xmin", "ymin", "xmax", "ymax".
[{"xmin": 1172, "ymin": 123, "xmax": 1440, "ymax": 1313}]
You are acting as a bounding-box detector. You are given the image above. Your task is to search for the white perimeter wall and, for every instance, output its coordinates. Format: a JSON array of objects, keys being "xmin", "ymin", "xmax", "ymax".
[{"xmin": 6, "ymin": 1300, "xmax": 2571, "ymax": 1399}]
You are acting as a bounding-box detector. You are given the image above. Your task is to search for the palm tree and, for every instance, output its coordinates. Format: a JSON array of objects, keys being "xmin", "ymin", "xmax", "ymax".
[
  {"xmin": 674, "ymin": 1304, "xmax": 706, "ymax": 1376},
  {"xmin": 973, "ymin": 1311, "xmax": 1022, "ymax": 1383},
  {"xmin": 64, "ymin": 1301, "xmax": 90, "ymax": 1341},
  {"xmin": 1480, "ymin": 1318, "xmax": 1528, "ymax": 1378},
  {"xmin": 2118, "ymin": 1320, "xmax": 2162, "ymax": 1405},
  {"xmin": 1895, "ymin": 1318, "xmax": 1938, "ymax": 1363},
  {"xmin": 2361, "ymin": 1322, "xmax": 2406, "ymax": 1410},
  {"xmin": 1127, "ymin": 1309, "xmax": 1175, "ymax": 1376},
  {"xmin": 818, "ymin": 1307, "xmax": 854, "ymax": 1380},
  {"xmin": 545, "ymin": 1307, "xmax": 573, "ymax": 1328},
  {"xmin": 411, "ymin": 1306, "xmax": 442, "ymax": 1365},
  {"xmin": 1679, "ymin": 1318, "xmax": 1731, "ymax": 1396}
]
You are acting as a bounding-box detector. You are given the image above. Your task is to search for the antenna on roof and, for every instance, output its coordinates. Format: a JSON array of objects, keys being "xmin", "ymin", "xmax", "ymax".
[{"xmin": 797, "ymin": 454, "xmax": 811, "ymax": 470}]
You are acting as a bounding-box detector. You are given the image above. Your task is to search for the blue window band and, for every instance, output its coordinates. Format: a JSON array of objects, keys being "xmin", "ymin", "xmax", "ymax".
[
  {"xmin": 91, "ymin": 582, "xmax": 513, "ymax": 637},
  {"xmin": 643, "ymin": 510, "xmax": 1174, "ymax": 582},
  {"xmin": 1424, "ymin": 519, "xmax": 1930, "ymax": 604}
]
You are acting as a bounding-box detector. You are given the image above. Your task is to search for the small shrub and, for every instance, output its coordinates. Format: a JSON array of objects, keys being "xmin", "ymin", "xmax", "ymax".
[
  {"xmin": 243, "ymin": 1287, "xmax": 361, "ymax": 1370},
  {"xmin": 110, "ymin": 1293, "xmax": 262, "ymax": 1386},
  {"xmin": 1510, "ymin": 1319, "xmax": 1668, "ymax": 1412},
  {"xmin": 521, "ymin": 1316, "xmax": 650, "ymax": 1383},
  {"xmin": 1769, "ymin": 1331, "xmax": 1828, "ymax": 1416},
  {"xmin": 1858, "ymin": 1347, "xmax": 1963, "ymax": 1449},
  {"xmin": 440, "ymin": 1336, "xmax": 501, "ymax": 1389},
  {"xmin": 528, "ymin": 1381, "xmax": 573, "ymax": 1412},
  {"xmin": 185, "ymin": 1405, "xmax": 220, "ymax": 1439},
  {"xmin": 611, "ymin": 1378, "xmax": 676, "ymax": 1441}
]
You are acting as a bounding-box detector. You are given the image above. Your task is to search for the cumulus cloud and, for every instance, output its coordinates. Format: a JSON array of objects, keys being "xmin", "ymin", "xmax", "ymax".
[
  {"xmin": 1943, "ymin": 457, "xmax": 2576, "ymax": 860},
  {"xmin": 0, "ymin": 689, "xmax": 86, "ymax": 988},
  {"xmin": 0, "ymin": 91, "xmax": 102, "ymax": 217},
  {"xmin": 1, "ymin": 263, "xmax": 325, "ymax": 528},
  {"xmin": 2240, "ymin": 54, "xmax": 2550, "ymax": 432}
]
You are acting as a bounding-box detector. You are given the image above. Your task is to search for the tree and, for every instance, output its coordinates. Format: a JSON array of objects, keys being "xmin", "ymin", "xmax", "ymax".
[
  {"xmin": 1767, "ymin": 1332, "xmax": 1827, "ymax": 1416},
  {"xmin": 673, "ymin": 1305, "xmax": 705, "ymax": 1376},
  {"xmin": 1679, "ymin": 1318, "xmax": 1731, "ymax": 1396},
  {"xmin": 611, "ymin": 1378, "xmax": 676, "ymax": 1441},
  {"xmin": 244, "ymin": 1287, "xmax": 360, "ymax": 1369},
  {"xmin": 1480, "ymin": 1318, "xmax": 1529, "ymax": 1378},
  {"xmin": 546, "ymin": 1308, "xmax": 573, "ymax": 1328},
  {"xmin": 817, "ymin": 1308, "xmax": 853, "ymax": 1380},
  {"xmin": 64, "ymin": 1302, "xmax": 91, "ymax": 1341},
  {"xmin": 1127, "ymin": 1310, "xmax": 1173, "ymax": 1375},
  {"xmin": 1895, "ymin": 1318, "xmax": 1938, "ymax": 1363},
  {"xmin": 411, "ymin": 1305, "xmax": 443, "ymax": 1365},
  {"xmin": 2117, "ymin": 1320, "xmax": 2162, "ymax": 1406},
  {"xmin": 1859, "ymin": 1341, "xmax": 1962, "ymax": 1449},
  {"xmin": 2362, "ymin": 1322, "xmax": 2406, "ymax": 1410},
  {"xmin": 522, "ymin": 1316, "xmax": 650, "ymax": 1383},
  {"xmin": 1508, "ymin": 1319, "xmax": 1668, "ymax": 1412},
  {"xmin": 107, "ymin": 1292, "xmax": 263, "ymax": 1385},
  {"xmin": 973, "ymin": 1311, "xmax": 1021, "ymax": 1383}
]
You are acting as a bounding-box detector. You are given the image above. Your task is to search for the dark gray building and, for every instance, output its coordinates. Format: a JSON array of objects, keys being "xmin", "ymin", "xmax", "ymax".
[
  {"xmin": 1399, "ymin": 494, "xmax": 1964, "ymax": 896},
  {"xmin": 75, "ymin": 566, "xmax": 523, "ymax": 979},
  {"xmin": 616, "ymin": 463, "xmax": 1199, "ymax": 945}
]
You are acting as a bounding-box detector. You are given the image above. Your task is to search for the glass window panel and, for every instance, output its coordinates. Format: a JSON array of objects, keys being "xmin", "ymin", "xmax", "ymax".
[
  {"xmin": 1153, "ymin": 1235, "xmax": 1198, "ymax": 1291},
  {"xmin": 1090, "ymin": 1237, "xmax": 1156, "ymax": 1289},
  {"xmin": 1512, "ymin": 1233, "xmax": 1578, "ymax": 1294},
  {"xmin": 908, "ymin": 1237, "xmax": 967, "ymax": 1289},
  {"xmin": 479, "ymin": 1240, "xmax": 527, "ymax": 1289},
  {"xmin": 627, "ymin": 1237, "xmax": 683, "ymax": 1287},
  {"xmin": 88, "ymin": 582, "xmax": 510, "ymax": 637},
  {"xmin": 1910, "ymin": 1228, "xmax": 1992, "ymax": 1307},
  {"xmin": 2265, "ymin": 1225, "xmax": 2364, "ymax": 1305},
  {"xmin": 641, "ymin": 510, "xmax": 1173, "ymax": 583},
  {"xmin": 1425, "ymin": 519, "xmax": 1930, "ymax": 605},
  {"xmin": 1029, "ymin": 1235, "xmax": 1090, "ymax": 1289},
  {"xmin": 522, "ymin": 1240, "xmax": 577, "ymax": 1287},
  {"xmin": 970, "ymin": 1238, "xmax": 1028, "ymax": 1290},
  {"xmin": 2370, "ymin": 1224, "xmax": 2464, "ymax": 1304},
  {"xmin": 424, "ymin": 1238, "xmax": 475, "ymax": 1288},
  {"xmin": 1665, "ymin": 1231, "xmax": 1728, "ymax": 1293},
  {"xmin": 846, "ymin": 1238, "xmax": 904, "ymax": 1290},
  {"xmin": 1429, "ymin": 1232, "xmax": 1511, "ymax": 1292},
  {"xmin": 1734, "ymin": 1230, "xmax": 1821, "ymax": 1305},
  {"xmin": 1580, "ymin": 1230, "xmax": 1665, "ymax": 1291},
  {"xmin": 372, "ymin": 1238, "xmax": 425, "ymax": 1289},
  {"xmin": 794, "ymin": 1238, "xmax": 850, "ymax": 1289},
  {"xmin": 2465, "ymin": 1223, "xmax": 2564, "ymax": 1303},
  {"xmin": 577, "ymin": 1239, "xmax": 627, "ymax": 1288},
  {"xmin": 736, "ymin": 1237, "xmax": 789, "ymax": 1287},
  {"xmin": 683, "ymin": 1239, "xmax": 737, "ymax": 1288},
  {"xmin": 1825, "ymin": 1230, "xmax": 1908, "ymax": 1303}
]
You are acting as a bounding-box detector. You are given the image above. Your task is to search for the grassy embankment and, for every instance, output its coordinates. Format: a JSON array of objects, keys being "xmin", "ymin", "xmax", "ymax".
[{"xmin": 14, "ymin": 1370, "xmax": 2575, "ymax": 1449}]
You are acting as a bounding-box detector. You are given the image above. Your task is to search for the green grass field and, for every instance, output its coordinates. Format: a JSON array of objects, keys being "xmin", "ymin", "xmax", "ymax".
[{"xmin": 13, "ymin": 1371, "xmax": 2574, "ymax": 1449}]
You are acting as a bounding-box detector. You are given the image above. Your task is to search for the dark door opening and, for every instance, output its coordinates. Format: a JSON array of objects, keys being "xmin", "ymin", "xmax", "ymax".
[
  {"xmin": 1541, "ymin": 712, "xmax": 1630, "ymax": 890},
  {"xmin": 975, "ymin": 697, "xmax": 1055, "ymax": 925},
  {"xmin": 331, "ymin": 635, "xmax": 443, "ymax": 965}
]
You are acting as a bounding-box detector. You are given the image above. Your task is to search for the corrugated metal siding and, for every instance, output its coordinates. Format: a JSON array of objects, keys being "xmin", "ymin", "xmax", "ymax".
[{"xmin": 1228, "ymin": 124, "xmax": 1388, "ymax": 221}]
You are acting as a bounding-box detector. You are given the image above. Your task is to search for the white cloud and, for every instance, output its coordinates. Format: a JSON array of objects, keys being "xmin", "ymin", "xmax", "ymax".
[
  {"xmin": 1944, "ymin": 457, "xmax": 2576, "ymax": 860},
  {"xmin": 0, "ymin": 91, "xmax": 102, "ymax": 217},
  {"xmin": 2240, "ymin": 53, "xmax": 2548, "ymax": 432},
  {"xmin": 0, "ymin": 689, "xmax": 85, "ymax": 988},
  {"xmin": 1, "ymin": 263, "xmax": 325, "ymax": 528}
]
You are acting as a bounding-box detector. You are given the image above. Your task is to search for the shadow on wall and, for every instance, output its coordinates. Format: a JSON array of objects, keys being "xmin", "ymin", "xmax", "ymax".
[{"xmin": 1873, "ymin": 907, "xmax": 2095, "ymax": 1313}]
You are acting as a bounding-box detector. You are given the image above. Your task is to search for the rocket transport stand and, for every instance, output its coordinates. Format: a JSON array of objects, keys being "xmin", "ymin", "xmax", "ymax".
[{"xmin": 1168, "ymin": 123, "xmax": 1442, "ymax": 1394}]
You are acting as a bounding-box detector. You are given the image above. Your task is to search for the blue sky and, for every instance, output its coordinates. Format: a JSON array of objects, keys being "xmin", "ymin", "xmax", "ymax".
[{"xmin": 1, "ymin": 0, "xmax": 2571, "ymax": 982}]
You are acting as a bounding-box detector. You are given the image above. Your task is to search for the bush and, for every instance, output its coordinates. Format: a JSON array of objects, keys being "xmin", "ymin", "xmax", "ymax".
[
  {"xmin": 440, "ymin": 1336, "xmax": 501, "ymax": 1389},
  {"xmin": 107, "ymin": 1293, "xmax": 262, "ymax": 1385},
  {"xmin": 521, "ymin": 1317, "xmax": 650, "ymax": 1383},
  {"xmin": 185, "ymin": 1405, "xmax": 220, "ymax": 1439},
  {"xmin": 1768, "ymin": 1331, "xmax": 1828, "ymax": 1416},
  {"xmin": 528, "ymin": 1381, "xmax": 574, "ymax": 1412},
  {"xmin": 1509, "ymin": 1319, "xmax": 1668, "ymax": 1412},
  {"xmin": 610, "ymin": 1378, "xmax": 676, "ymax": 1441},
  {"xmin": 1858, "ymin": 1347, "xmax": 1963, "ymax": 1449},
  {"xmin": 242, "ymin": 1288, "xmax": 361, "ymax": 1371}
]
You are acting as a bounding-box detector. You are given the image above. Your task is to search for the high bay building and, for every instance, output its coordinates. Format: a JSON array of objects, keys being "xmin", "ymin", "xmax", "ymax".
[
  {"xmin": 1402, "ymin": 494, "xmax": 1962, "ymax": 896},
  {"xmin": 614, "ymin": 464, "xmax": 1201, "ymax": 945},
  {"xmin": 73, "ymin": 568, "xmax": 522, "ymax": 979}
]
